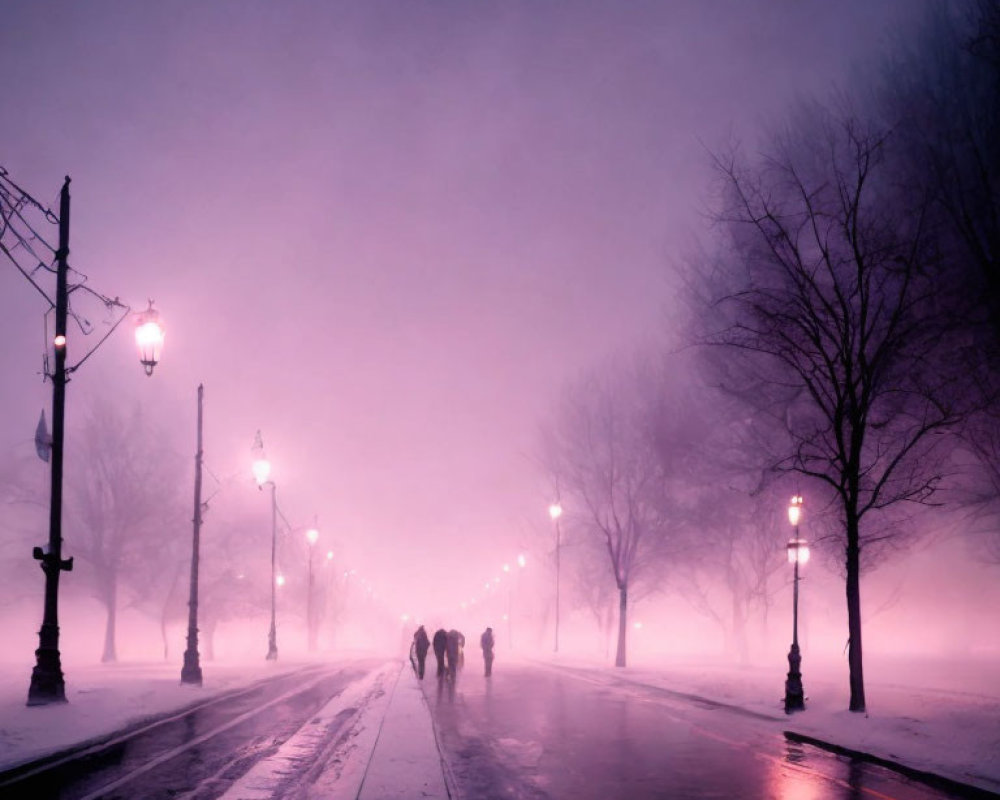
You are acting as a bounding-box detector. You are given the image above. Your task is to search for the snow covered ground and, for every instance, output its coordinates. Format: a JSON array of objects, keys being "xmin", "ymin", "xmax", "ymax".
[
  {"xmin": 580, "ymin": 652, "xmax": 1000, "ymax": 797},
  {"xmin": 0, "ymin": 658, "xmax": 313, "ymax": 770},
  {"xmin": 0, "ymin": 652, "xmax": 997, "ymax": 797}
]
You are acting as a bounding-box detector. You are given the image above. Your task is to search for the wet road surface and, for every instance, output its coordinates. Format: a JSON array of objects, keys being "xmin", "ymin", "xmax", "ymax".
[
  {"xmin": 0, "ymin": 659, "xmax": 385, "ymax": 800},
  {"xmin": 425, "ymin": 661, "xmax": 977, "ymax": 800}
]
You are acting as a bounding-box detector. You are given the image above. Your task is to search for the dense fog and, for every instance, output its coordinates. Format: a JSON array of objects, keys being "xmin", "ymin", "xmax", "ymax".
[{"xmin": 2, "ymin": 0, "xmax": 998, "ymax": 705}]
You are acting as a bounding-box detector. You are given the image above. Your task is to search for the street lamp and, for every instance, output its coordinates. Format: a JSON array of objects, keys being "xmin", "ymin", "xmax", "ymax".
[
  {"xmin": 252, "ymin": 431, "xmax": 279, "ymax": 661},
  {"xmin": 181, "ymin": 385, "xmax": 205, "ymax": 686},
  {"xmin": 549, "ymin": 502, "xmax": 563, "ymax": 653},
  {"xmin": 784, "ymin": 494, "xmax": 809, "ymax": 713},
  {"xmin": 134, "ymin": 300, "xmax": 165, "ymax": 377},
  {"xmin": 306, "ymin": 522, "xmax": 319, "ymax": 653},
  {"xmin": 11, "ymin": 174, "xmax": 165, "ymax": 706}
]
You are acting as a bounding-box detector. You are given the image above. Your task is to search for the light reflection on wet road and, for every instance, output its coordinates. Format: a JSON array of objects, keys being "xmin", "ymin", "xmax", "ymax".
[{"xmin": 425, "ymin": 662, "xmax": 966, "ymax": 800}]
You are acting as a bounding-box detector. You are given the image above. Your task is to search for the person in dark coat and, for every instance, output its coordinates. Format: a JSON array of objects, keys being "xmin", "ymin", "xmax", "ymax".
[
  {"xmin": 480, "ymin": 627, "xmax": 495, "ymax": 677},
  {"xmin": 412, "ymin": 625, "xmax": 430, "ymax": 679},
  {"xmin": 432, "ymin": 628, "xmax": 448, "ymax": 678},
  {"xmin": 445, "ymin": 629, "xmax": 463, "ymax": 680}
]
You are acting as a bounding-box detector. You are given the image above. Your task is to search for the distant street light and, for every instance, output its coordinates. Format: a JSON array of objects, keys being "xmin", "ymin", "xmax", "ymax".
[
  {"xmin": 252, "ymin": 431, "xmax": 279, "ymax": 661},
  {"xmin": 181, "ymin": 385, "xmax": 205, "ymax": 686},
  {"xmin": 784, "ymin": 495, "xmax": 809, "ymax": 713},
  {"xmin": 306, "ymin": 522, "xmax": 319, "ymax": 653},
  {"xmin": 549, "ymin": 502, "xmax": 563, "ymax": 653}
]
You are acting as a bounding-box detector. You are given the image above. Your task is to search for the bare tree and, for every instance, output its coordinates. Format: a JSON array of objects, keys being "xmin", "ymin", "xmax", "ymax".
[
  {"xmin": 155, "ymin": 516, "xmax": 265, "ymax": 661},
  {"xmin": 879, "ymin": 0, "xmax": 999, "ymax": 328},
  {"xmin": 64, "ymin": 400, "xmax": 186, "ymax": 662},
  {"xmin": 0, "ymin": 445, "xmax": 51, "ymax": 609},
  {"xmin": 700, "ymin": 105, "xmax": 968, "ymax": 711},
  {"xmin": 540, "ymin": 351, "xmax": 690, "ymax": 667},
  {"xmin": 653, "ymin": 373, "xmax": 788, "ymax": 665},
  {"xmin": 876, "ymin": 0, "xmax": 1000, "ymax": 561},
  {"xmin": 567, "ymin": 533, "xmax": 623, "ymax": 659},
  {"xmin": 676, "ymin": 483, "xmax": 787, "ymax": 665}
]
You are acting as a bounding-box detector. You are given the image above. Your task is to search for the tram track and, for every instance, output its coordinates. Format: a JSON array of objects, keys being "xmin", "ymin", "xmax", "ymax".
[{"xmin": 0, "ymin": 660, "xmax": 384, "ymax": 800}]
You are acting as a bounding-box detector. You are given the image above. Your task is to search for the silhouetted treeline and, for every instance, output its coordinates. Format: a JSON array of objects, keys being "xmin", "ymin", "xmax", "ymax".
[{"xmin": 538, "ymin": 1, "xmax": 999, "ymax": 713}]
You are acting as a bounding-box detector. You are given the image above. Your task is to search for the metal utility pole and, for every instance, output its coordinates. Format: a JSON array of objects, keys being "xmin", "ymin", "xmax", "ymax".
[
  {"xmin": 266, "ymin": 481, "xmax": 278, "ymax": 660},
  {"xmin": 27, "ymin": 178, "xmax": 74, "ymax": 706},
  {"xmin": 548, "ymin": 503, "xmax": 563, "ymax": 654},
  {"xmin": 181, "ymin": 384, "xmax": 205, "ymax": 685}
]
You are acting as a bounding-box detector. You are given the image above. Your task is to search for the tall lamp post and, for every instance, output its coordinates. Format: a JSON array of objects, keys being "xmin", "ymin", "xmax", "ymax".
[
  {"xmin": 181, "ymin": 384, "xmax": 205, "ymax": 686},
  {"xmin": 549, "ymin": 502, "xmax": 563, "ymax": 653},
  {"xmin": 306, "ymin": 522, "xmax": 319, "ymax": 653},
  {"xmin": 784, "ymin": 494, "xmax": 809, "ymax": 713},
  {"xmin": 252, "ymin": 431, "xmax": 279, "ymax": 661},
  {"xmin": 21, "ymin": 176, "xmax": 164, "ymax": 705}
]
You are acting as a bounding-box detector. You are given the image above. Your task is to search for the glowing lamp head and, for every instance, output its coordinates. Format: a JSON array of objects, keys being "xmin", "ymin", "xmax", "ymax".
[
  {"xmin": 503, "ymin": 563, "xmax": 510, "ymax": 573},
  {"xmin": 251, "ymin": 430, "xmax": 271, "ymax": 485},
  {"xmin": 549, "ymin": 502, "xmax": 563, "ymax": 520},
  {"xmin": 326, "ymin": 550, "xmax": 334, "ymax": 561},
  {"xmin": 134, "ymin": 301, "xmax": 164, "ymax": 377},
  {"xmin": 252, "ymin": 457, "xmax": 271, "ymax": 486},
  {"xmin": 517, "ymin": 553, "xmax": 526, "ymax": 568},
  {"xmin": 788, "ymin": 495, "xmax": 803, "ymax": 527},
  {"xmin": 306, "ymin": 528, "xmax": 319, "ymax": 546},
  {"xmin": 787, "ymin": 539, "xmax": 810, "ymax": 565},
  {"xmin": 54, "ymin": 334, "xmax": 66, "ymax": 348},
  {"xmin": 276, "ymin": 574, "xmax": 285, "ymax": 587}
]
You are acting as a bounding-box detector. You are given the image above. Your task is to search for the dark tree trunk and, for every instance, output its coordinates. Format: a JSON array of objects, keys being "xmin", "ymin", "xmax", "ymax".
[
  {"xmin": 615, "ymin": 584, "xmax": 628, "ymax": 667},
  {"xmin": 101, "ymin": 574, "xmax": 118, "ymax": 663},
  {"xmin": 161, "ymin": 612, "xmax": 169, "ymax": 661},
  {"xmin": 845, "ymin": 512, "xmax": 866, "ymax": 712},
  {"xmin": 731, "ymin": 594, "xmax": 750, "ymax": 666}
]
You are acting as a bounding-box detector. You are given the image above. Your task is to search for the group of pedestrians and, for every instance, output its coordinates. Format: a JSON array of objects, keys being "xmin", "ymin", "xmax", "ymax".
[{"xmin": 410, "ymin": 625, "xmax": 495, "ymax": 680}]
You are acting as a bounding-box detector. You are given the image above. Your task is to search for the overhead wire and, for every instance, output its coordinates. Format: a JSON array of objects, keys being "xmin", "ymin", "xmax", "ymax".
[{"xmin": 2, "ymin": 165, "xmax": 138, "ymax": 374}]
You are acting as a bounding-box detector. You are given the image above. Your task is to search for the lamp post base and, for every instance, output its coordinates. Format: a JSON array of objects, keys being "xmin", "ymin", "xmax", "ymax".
[
  {"xmin": 266, "ymin": 626, "xmax": 278, "ymax": 661},
  {"xmin": 27, "ymin": 642, "xmax": 67, "ymax": 706},
  {"xmin": 181, "ymin": 638, "xmax": 202, "ymax": 686},
  {"xmin": 784, "ymin": 642, "xmax": 805, "ymax": 713}
]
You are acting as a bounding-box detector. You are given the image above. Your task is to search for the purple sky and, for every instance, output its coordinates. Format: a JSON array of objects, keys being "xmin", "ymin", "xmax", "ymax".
[{"xmin": 0, "ymin": 1, "xmax": 925, "ymax": 619}]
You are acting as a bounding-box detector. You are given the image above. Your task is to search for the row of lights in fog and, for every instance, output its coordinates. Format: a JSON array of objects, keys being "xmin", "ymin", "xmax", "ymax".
[
  {"xmin": 547, "ymin": 495, "xmax": 810, "ymax": 714},
  {"xmin": 252, "ymin": 434, "xmax": 338, "ymax": 659}
]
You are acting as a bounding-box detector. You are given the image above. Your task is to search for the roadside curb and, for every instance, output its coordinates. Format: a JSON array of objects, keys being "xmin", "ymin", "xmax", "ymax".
[{"xmin": 783, "ymin": 731, "xmax": 1000, "ymax": 800}]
